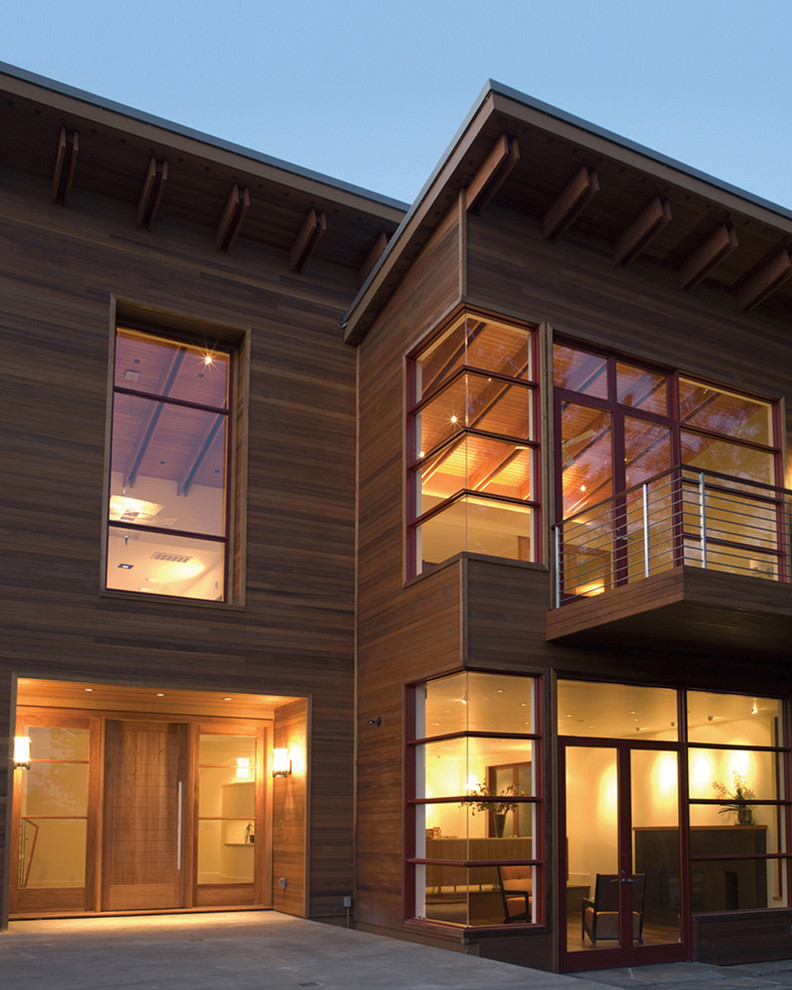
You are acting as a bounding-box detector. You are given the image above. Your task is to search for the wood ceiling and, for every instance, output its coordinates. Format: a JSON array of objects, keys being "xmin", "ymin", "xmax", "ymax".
[{"xmin": 16, "ymin": 677, "xmax": 298, "ymax": 720}]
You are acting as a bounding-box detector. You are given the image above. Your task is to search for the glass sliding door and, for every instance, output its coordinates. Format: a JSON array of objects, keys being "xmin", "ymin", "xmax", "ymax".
[
  {"xmin": 562, "ymin": 740, "xmax": 683, "ymax": 967},
  {"xmin": 559, "ymin": 680, "xmax": 686, "ymax": 971}
]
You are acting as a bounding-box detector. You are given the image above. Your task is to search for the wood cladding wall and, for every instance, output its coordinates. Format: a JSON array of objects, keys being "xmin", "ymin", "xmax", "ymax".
[
  {"xmin": 272, "ymin": 699, "xmax": 309, "ymax": 916},
  {"xmin": 356, "ymin": 205, "xmax": 464, "ymax": 928},
  {"xmin": 0, "ymin": 166, "xmax": 356, "ymax": 923}
]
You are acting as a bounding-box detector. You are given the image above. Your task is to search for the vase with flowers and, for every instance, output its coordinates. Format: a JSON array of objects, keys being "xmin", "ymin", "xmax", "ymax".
[
  {"xmin": 712, "ymin": 772, "xmax": 756, "ymax": 825},
  {"xmin": 460, "ymin": 781, "xmax": 528, "ymax": 837}
]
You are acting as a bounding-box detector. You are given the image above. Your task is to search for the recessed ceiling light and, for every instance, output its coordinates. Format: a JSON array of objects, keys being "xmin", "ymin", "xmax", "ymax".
[
  {"xmin": 118, "ymin": 563, "xmax": 134, "ymax": 570},
  {"xmin": 156, "ymin": 692, "xmax": 165, "ymax": 697},
  {"xmin": 84, "ymin": 688, "xmax": 93, "ymax": 693},
  {"xmin": 223, "ymin": 697, "xmax": 232, "ymax": 702}
]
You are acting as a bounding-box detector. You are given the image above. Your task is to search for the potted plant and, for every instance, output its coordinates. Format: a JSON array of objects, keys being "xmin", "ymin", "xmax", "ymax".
[{"xmin": 712, "ymin": 772, "xmax": 756, "ymax": 825}]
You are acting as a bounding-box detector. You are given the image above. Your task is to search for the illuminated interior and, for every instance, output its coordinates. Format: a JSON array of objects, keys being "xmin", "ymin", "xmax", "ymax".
[
  {"xmin": 12, "ymin": 680, "xmax": 305, "ymax": 916},
  {"xmin": 411, "ymin": 671, "xmax": 539, "ymax": 927},
  {"xmin": 554, "ymin": 342, "xmax": 781, "ymax": 595},
  {"xmin": 106, "ymin": 328, "xmax": 230, "ymax": 600},
  {"xmin": 408, "ymin": 313, "xmax": 539, "ymax": 574},
  {"xmin": 558, "ymin": 681, "xmax": 788, "ymax": 955}
]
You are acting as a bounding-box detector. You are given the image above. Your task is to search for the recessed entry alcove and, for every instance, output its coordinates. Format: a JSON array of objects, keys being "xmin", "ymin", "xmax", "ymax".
[{"xmin": 11, "ymin": 678, "xmax": 307, "ymax": 918}]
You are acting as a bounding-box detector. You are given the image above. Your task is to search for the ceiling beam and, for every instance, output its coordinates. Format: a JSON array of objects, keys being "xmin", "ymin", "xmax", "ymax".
[
  {"xmin": 358, "ymin": 231, "xmax": 389, "ymax": 288},
  {"xmin": 137, "ymin": 157, "xmax": 168, "ymax": 231},
  {"xmin": 178, "ymin": 413, "xmax": 225, "ymax": 496},
  {"xmin": 542, "ymin": 165, "xmax": 599, "ymax": 242},
  {"xmin": 125, "ymin": 347, "xmax": 187, "ymax": 488},
  {"xmin": 465, "ymin": 134, "xmax": 520, "ymax": 215},
  {"xmin": 678, "ymin": 223, "xmax": 738, "ymax": 291},
  {"xmin": 613, "ymin": 197, "xmax": 672, "ymax": 267},
  {"xmin": 215, "ymin": 184, "xmax": 250, "ymax": 252},
  {"xmin": 737, "ymin": 249, "xmax": 792, "ymax": 311},
  {"xmin": 52, "ymin": 126, "xmax": 78, "ymax": 205},
  {"xmin": 290, "ymin": 208, "xmax": 327, "ymax": 274}
]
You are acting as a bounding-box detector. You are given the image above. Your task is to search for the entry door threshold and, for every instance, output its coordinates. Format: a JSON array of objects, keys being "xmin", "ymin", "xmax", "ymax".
[{"xmin": 11, "ymin": 905, "xmax": 271, "ymax": 921}]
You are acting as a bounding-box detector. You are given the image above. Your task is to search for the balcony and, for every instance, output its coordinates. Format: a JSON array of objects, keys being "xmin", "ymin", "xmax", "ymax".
[{"xmin": 547, "ymin": 467, "xmax": 792, "ymax": 658}]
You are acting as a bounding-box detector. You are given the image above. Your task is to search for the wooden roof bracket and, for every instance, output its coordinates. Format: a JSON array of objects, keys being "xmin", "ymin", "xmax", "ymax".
[
  {"xmin": 358, "ymin": 231, "xmax": 389, "ymax": 288},
  {"xmin": 679, "ymin": 223, "xmax": 738, "ymax": 290},
  {"xmin": 216, "ymin": 184, "xmax": 250, "ymax": 252},
  {"xmin": 52, "ymin": 126, "xmax": 78, "ymax": 205},
  {"xmin": 465, "ymin": 134, "xmax": 520, "ymax": 215},
  {"xmin": 542, "ymin": 165, "xmax": 599, "ymax": 242},
  {"xmin": 737, "ymin": 248, "xmax": 792, "ymax": 311},
  {"xmin": 137, "ymin": 157, "xmax": 169, "ymax": 231},
  {"xmin": 613, "ymin": 196, "xmax": 672, "ymax": 266},
  {"xmin": 290, "ymin": 208, "xmax": 327, "ymax": 274}
]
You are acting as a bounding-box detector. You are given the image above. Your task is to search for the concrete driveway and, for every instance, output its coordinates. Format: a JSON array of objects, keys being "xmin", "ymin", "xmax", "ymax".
[{"xmin": 3, "ymin": 911, "xmax": 792, "ymax": 990}]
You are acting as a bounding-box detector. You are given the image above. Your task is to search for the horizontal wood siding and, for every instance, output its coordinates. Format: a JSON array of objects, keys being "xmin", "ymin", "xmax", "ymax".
[
  {"xmin": 356, "ymin": 206, "xmax": 463, "ymax": 928},
  {"xmin": 0, "ymin": 677, "xmax": 12, "ymax": 929},
  {"xmin": 272, "ymin": 699, "xmax": 308, "ymax": 916},
  {"xmin": 1, "ymin": 167, "xmax": 356, "ymax": 922},
  {"xmin": 694, "ymin": 911, "xmax": 792, "ymax": 965}
]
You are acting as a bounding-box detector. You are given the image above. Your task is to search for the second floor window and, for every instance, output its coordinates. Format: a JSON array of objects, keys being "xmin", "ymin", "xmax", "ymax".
[
  {"xmin": 106, "ymin": 327, "xmax": 232, "ymax": 601},
  {"xmin": 407, "ymin": 311, "xmax": 540, "ymax": 577}
]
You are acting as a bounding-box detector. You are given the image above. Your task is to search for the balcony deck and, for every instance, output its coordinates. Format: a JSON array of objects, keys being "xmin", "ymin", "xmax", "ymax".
[
  {"xmin": 546, "ymin": 565, "xmax": 792, "ymax": 659},
  {"xmin": 548, "ymin": 467, "xmax": 792, "ymax": 659}
]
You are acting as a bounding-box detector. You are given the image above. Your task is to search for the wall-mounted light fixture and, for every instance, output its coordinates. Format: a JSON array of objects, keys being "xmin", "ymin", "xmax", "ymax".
[
  {"xmin": 272, "ymin": 748, "xmax": 292, "ymax": 777},
  {"xmin": 13, "ymin": 736, "xmax": 31, "ymax": 770}
]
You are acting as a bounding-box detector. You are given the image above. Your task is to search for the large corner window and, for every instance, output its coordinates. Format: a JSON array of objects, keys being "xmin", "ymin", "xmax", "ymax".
[
  {"xmin": 407, "ymin": 311, "xmax": 540, "ymax": 577},
  {"xmin": 409, "ymin": 671, "xmax": 542, "ymax": 928},
  {"xmin": 106, "ymin": 327, "xmax": 232, "ymax": 601},
  {"xmin": 553, "ymin": 340, "xmax": 783, "ymax": 597},
  {"xmin": 558, "ymin": 679, "xmax": 789, "ymax": 960}
]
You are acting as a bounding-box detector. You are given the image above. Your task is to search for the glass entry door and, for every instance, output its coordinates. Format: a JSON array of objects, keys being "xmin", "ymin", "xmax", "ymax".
[{"xmin": 561, "ymin": 740, "xmax": 687, "ymax": 970}]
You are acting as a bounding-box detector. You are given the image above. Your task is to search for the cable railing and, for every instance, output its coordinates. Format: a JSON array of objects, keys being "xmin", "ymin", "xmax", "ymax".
[{"xmin": 552, "ymin": 466, "xmax": 792, "ymax": 608}]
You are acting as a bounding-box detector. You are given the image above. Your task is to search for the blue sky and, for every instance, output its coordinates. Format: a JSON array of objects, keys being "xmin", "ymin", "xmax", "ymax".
[{"xmin": 3, "ymin": 0, "xmax": 790, "ymax": 208}]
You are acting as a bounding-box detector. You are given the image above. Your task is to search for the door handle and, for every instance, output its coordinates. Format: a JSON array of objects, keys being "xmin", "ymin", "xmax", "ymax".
[{"xmin": 177, "ymin": 780, "xmax": 183, "ymax": 871}]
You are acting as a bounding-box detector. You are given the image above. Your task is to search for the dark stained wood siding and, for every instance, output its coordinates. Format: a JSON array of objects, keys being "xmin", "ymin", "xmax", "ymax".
[
  {"xmin": 356, "ymin": 205, "xmax": 463, "ymax": 928},
  {"xmin": 272, "ymin": 699, "xmax": 309, "ymax": 916},
  {"xmin": 0, "ymin": 163, "xmax": 357, "ymax": 923},
  {"xmin": 0, "ymin": 678, "xmax": 12, "ymax": 927}
]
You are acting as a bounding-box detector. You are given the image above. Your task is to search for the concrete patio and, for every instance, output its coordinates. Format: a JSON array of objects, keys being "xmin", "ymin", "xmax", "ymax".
[{"xmin": 2, "ymin": 911, "xmax": 792, "ymax": 990}]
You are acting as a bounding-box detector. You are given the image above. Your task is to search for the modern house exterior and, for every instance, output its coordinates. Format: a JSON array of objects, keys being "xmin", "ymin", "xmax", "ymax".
[{"xmin": 2, "ymin": 62, "xmax": 791, "ymax": 974}]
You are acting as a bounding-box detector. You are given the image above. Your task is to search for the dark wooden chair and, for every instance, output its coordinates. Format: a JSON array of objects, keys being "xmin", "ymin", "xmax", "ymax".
[
  {"xmin": 582, "ymin": 873, "xmax": 645, "ymax": 945},
  {"xmin": 497, "ymin": 865, "xmax": 532, "ymax": 923}
]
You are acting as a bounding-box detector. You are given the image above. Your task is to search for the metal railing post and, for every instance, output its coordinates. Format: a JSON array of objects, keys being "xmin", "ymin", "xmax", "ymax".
[
  {"xmin": 554, "ymin": 525, "xmax": 561, "ymax": 608},
  {"xmin": 699, "ymin": 472, "xmax": 708, "ymax": 569},
  {"xmin": 642, "ymin": 483, "xmax": 650, "ymax": 578}
]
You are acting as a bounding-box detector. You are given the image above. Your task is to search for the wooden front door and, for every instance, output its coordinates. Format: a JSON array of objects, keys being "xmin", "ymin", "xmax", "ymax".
[{"xmin": 103, "ymin": 720, "xmax": 187, "ymax": 910}]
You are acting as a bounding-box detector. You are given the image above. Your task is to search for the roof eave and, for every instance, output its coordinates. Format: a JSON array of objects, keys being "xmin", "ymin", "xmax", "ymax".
[{"xmin": 342, "ymin": 80, "xmax": 792, "ymax": 345}]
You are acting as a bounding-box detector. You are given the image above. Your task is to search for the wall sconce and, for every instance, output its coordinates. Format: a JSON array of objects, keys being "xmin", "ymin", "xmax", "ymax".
[
  {"xmin": 272, "ymin": 748, "xmax": 292, "ymax": 777},
  {"xmin": 13, "ymin": 736, "xmax": 31, "ymax": 770}
]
